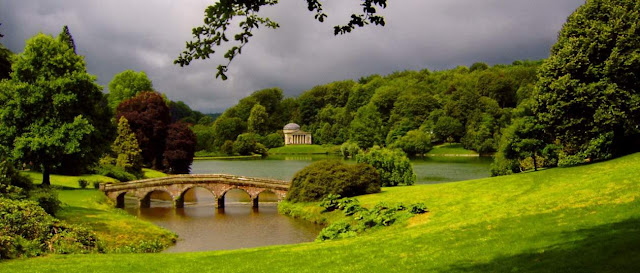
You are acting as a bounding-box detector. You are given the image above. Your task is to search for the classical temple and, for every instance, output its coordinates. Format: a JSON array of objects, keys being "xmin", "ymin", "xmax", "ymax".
[{"xmin": 283, "ymin": 123, "xmax": 312, "ymax": 145}]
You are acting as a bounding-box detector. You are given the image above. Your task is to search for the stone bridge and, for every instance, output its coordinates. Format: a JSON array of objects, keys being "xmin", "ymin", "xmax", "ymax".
[{"xmin": 100, "ymin": 174, "xmax": 289, "ymax": 208}]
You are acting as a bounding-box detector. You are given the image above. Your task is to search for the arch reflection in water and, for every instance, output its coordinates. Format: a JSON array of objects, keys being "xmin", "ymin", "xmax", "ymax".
[{"xmin": 124, "ymin": 188, "xmax": 322, "ymax": 253}]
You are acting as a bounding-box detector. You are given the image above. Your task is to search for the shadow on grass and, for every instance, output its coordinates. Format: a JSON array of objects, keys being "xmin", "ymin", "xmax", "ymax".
[{"xmin": 449, "ymin": 217, "xmax": 640, "ymax": 272}]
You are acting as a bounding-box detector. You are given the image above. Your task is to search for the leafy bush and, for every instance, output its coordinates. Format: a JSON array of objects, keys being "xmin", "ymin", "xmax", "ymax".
[
  {"xmin": 92, "ymin": 181, "xmax": 101, "ymax": 189},
  {"xmin": 78, "ymin": 179, "xmax": 89, "ymax": 189},
  {"xmin": 315, "ymin": 196, "xmax": 428, "ymax": 241},
  {"xmin": 0, "ymin": 198, "xmax": 100, "ymax": 259},
  {"xmin": 0, "ymin": 160, "xmax": 33, "ymax": 200},
  {"xmin": 316, "ymin": 221, "xmax": 357, "ymax": 242},
  {"xmin": 28, "ymin": 188, "xmax": 61, "ymax": 216},
  {"xmin": 356, "ymin": 146, "xmax": 416, "ymax": 186},
  {"xmin": 340, "ymin": 141, "xmax": 361, "ymax": 158},
  {"xmin": 96, "ymin": 164, "xmax": 137, "ymax": 182},
  {"xmin": 287, "ymin": 160, "xmax": 380, "ymax": 202}
]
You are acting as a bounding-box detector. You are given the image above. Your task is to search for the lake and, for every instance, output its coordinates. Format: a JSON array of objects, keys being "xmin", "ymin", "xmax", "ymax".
[{"xmin": 125, "ymin": 154, "xmax": 492, "ymax": 252}]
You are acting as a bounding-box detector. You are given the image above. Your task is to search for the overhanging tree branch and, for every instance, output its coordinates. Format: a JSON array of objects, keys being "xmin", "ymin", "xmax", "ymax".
[{"xmin": 174, "ymin": 0, "xmax": 388, "ymax": 80}]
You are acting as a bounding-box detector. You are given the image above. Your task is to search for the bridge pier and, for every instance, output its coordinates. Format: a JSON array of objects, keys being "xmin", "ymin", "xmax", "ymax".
[
  {"xmin": 175, "ymin": 196, "xmax": 184, "ymax": 208},
  {"xmin": 252, "ymin": 196, "xmax": 259, "ymax": 208},
  {"xmin": 216, "ymin": 196, "xmax": 225, "ymax": 208},
  {"xmin": 139, "ymin": 196, "xmax": 151, "ymax": 208}
]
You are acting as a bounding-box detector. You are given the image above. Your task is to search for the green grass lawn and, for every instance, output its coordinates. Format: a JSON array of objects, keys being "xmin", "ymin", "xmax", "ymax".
[
  {"xmin": 427, "ymin": 143, "xmax": 479, "ymax": 156},
  {"xmin": 3, "ymin": 153, "xmax": 640, "ymax": 272},
  {"xmin": 269, "ymin": 144, "xmax": 338, "ymax": 154},
  {"xmin": 18, "ymin": 170, "xmax": 176, "ymax": 253},
  {"xmin": 22, "ymin": 171, "xmax": 119, "ymax": 188},
  {"xmin": 142, "ymin": 168, "xmax": 168, "ymax": 179},
  {"xmin": 56, "ymin": 190, "xmax": 176, "ymax": 251}
]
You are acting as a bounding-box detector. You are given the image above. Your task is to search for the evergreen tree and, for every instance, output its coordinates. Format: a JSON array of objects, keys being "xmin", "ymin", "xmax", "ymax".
[
  {"xmin": 112, "ymin": 116, "xmax": 143, "ymax": 175},
  {"xmin": 58, "ymin": 25, "xmax": 76, "ymax": 54}
]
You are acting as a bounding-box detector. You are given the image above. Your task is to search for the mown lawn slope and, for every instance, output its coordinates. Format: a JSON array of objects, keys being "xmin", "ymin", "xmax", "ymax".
[{"xmin": 2, "ymin": 153, "xmax": 640, "ymax": 272}]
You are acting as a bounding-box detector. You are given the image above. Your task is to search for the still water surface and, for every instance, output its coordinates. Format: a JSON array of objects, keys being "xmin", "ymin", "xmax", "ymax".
[{"xmin": 125, "ymin": 154, "xmax": 492, "ymax": 252}]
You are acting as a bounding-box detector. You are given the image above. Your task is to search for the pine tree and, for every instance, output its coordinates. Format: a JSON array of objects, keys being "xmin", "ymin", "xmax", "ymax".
[{"xmin": 112, "ymin": 116, "xmax": 143, "ymax": 175}]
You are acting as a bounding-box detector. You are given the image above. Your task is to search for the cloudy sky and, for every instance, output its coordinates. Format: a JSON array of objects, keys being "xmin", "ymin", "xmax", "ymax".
[{"xmin": 0, "ymin": 0, "xmax": 585, "ymax": 113}]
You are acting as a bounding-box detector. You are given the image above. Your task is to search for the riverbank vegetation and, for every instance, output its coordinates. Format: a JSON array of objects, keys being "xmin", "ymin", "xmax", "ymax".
[
  {"xmin": 3, "ymin": 152, "xmax": 639, "ymax": 271},
  {"xmin": 268, "ymin": 144, "xmax": 338, "ymax": 154}
]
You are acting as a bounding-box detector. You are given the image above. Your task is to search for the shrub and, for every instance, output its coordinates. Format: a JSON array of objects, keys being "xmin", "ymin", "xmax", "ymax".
[
  {"xmin": 28, "ymin": 188, "xmax": 61, "ymax": 216},
  {"xmin": 315, "ymin": 221, "xmax": 357, "ymax": 242},
  {"xmin": 0, "ymin": 160, "xmax": 34, "ymax": 200},
  {"xmin": 356, "ymin": 146, "xmax": 416, "ymax": 186},
  {"xmin": 287, "ymin": 160, "xmax": 380, "ymax": 202},
  {"xmin": 78, "ymin": 179, "xmax": 89, "ymax": 189},
  {"xmin": 92, "ymin": 181, "xmax": 101, "ymax": 189},
  {"xmin": 220, "ymin": 140, "xmax": 235, "ymax": 155},
  {"xmin": 340, "ymin": 141, "xmax": 361, "ymax": 158},
  {"xmin": 391, "ymin": 130, "xmax": 433, "ymax": 156},
  {"xmin": 0, "ymin": 198, "xmax": 100, "ymax": 259},
  {"xmin": 96, "ymin": 164, "xmax": 137, "ymax": 182}
]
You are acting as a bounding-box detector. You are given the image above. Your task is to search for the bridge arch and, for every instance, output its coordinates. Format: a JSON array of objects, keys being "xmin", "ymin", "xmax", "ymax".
[
  {"xmin": 139, "ymin": 189, "xmax": 175, "ymax": 208},
  {"xmin": 177, "ymin": 186, "xmax": 218, "ymax": 208},
  {"xmin": 115, "ymin": 192, "xmax": 127, "ymax": 208}
]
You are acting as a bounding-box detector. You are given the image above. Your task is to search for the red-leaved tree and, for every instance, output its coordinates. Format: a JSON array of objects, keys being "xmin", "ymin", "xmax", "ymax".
[
  {"xmin": 163, "ymin": 122, "xmax": 197, "ymax": 174},
  {"xmin": 116, "ymin": 91, "xmax": 171, "ymax": 170}
]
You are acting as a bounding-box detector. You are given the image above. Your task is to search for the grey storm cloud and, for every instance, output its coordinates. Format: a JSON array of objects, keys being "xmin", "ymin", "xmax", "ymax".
[{"xmin": 0, "ymin": 0, "xmax": 585, "ymax": 113}]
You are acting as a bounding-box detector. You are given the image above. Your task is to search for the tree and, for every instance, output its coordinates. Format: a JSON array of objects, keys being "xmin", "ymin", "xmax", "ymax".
[
  {"xmin": 349, "ymin": 104, "xmax": 384, "ymax": 148},
  {"xmin": 355, "ymin": 147, "xmax": 415, "ymax": 186},
  {"xmin": 112, "ymin": 117, "xmax": 143, "ymax": 176},
  {"xmin": 0, "ymin": 43, "xmax": 12, "ymax": 80},
  {"xmin": 212, "ymin": 116, "xmax": 245, "ymax": 147},
  {"xmin": 0, "ymin": 34, "xmax": 112, "ymax": 185},
  {"xmin": 392, "ymin": 130, "xmax": 433, "ymax": 156},
  {"xmin": 108, "ymin": 70, "xmax": 153, "ymax": 110},
  {"xmin": 232, "ymin": 133, "xmax": 267, "ymax": 156},
  {"xmin": 248, "ymin": 104, "xmax": 268, "ymax": 134},
  {"xmin": 498, "ymin": 116, "xmax": 546, "ymax": 171},
  {"xmin": 534, "ymin": 0, "xmax": 640, "ymax": 162},
  {"xmin": 191, "ymin": 124, "xmax": 216, "ymax": 152},
  {"xmin": 116, "ymin": 91, "xmax": 171, "ymax": 170},
  {"xmin": 164, "ymin": 122, "xmax": 197, "ymax": 174},
  {"xmin": 176, "ymin": 0, "xmax": 388, "ymax": 79},
  {"xmin": 432, "ymin": 116, "xmax": 464, "ymax": 143},
  {"xmin": 58, "ymin": 25, "xmax": 76, "ymax": 54}
]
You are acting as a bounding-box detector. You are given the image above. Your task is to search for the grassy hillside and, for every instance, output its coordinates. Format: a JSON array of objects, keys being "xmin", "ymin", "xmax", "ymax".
[
  {"xmin": 427, "ymin": 143, "xmax": 479, "ymax": 156},
  {"xmin": 3, "ymin": 153, "xmax": 640, "ymax": 272}
]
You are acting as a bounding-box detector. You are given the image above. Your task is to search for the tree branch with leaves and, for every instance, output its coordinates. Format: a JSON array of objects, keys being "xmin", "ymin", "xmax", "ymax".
[{"xmin": 175, "ymin": 0, "xmax": 388, "ymax": 80}]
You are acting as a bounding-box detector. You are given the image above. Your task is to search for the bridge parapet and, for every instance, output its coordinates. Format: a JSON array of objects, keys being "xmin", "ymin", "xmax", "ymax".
[{"xmin": 101, "ymin": 174, "xmax": 290, "ymax": 209}]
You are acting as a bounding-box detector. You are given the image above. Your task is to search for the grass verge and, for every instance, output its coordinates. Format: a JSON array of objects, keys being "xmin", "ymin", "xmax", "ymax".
[
  {"xmin": 269, "ymin": 144, "xmax": 339, "ymax": 154},
  {"xmin": 3, "ymin": 153, "xmax": 640, "ymax": 272}
]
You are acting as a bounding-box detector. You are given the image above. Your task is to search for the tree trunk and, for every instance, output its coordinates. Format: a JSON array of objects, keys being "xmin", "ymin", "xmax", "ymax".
[
  {"xmin": 42, "ymin": 165, "xmax": 51, "ymax": 186},
  {"xmin": 532, "ymin": 155, "xmax": 538, "ymax": 171}
]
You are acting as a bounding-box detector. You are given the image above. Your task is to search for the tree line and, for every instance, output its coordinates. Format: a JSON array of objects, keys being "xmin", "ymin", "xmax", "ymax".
[{"xmin": 0, "ymin": 27, "xmax": 198, "ymax": 185}]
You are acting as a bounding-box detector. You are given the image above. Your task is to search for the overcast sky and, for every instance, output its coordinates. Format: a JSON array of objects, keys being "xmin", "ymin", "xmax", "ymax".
[{"xmin": 0, "ymin": 0, "xmax": 585, "ymax": 113}]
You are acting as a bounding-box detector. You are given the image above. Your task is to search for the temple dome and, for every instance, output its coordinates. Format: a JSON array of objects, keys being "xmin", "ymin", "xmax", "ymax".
[{"xmin": 283, "ymin": 123, "xmax": 301, "ymax": 130}]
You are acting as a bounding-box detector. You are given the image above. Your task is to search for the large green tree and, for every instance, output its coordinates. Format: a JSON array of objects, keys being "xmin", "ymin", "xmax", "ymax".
[
  {"xmin": 247, "ymin": 104, "xmax": 268, "ymax": 134},
  {"xmin": 0, "ymin": 34, "xmax": 111, "ymax": 185},
  {"xmin": 107, "ymin": 70, "xmax": 153, "ymax": 110},
  {"xmin": 534, "ymin": 0, "xmax": 640, "ymax": 162},
  {"xmin": 176, "ymin": 1, "xmax": 388, "ymax": 79}
]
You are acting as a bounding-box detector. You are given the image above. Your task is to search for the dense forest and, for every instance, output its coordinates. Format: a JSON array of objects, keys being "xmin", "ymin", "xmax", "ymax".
[{"xmin": 193, "ymin": 61, "xmax": 540, "ymax": 158}]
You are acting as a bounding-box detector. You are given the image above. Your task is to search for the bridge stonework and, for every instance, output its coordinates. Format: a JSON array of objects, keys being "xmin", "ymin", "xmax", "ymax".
[{"xmin": 100, "ymin": 174, "xmax": 289, "ymax": 209}]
